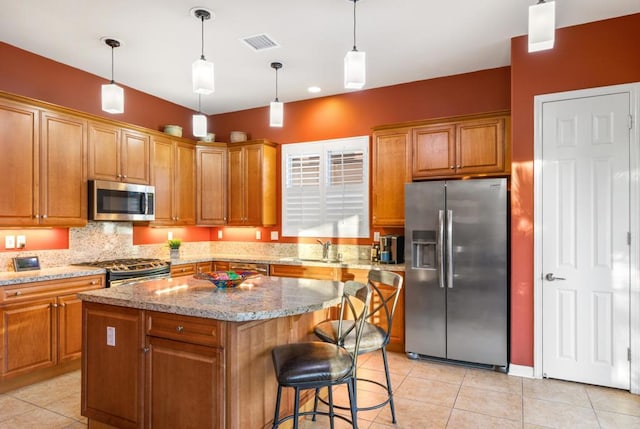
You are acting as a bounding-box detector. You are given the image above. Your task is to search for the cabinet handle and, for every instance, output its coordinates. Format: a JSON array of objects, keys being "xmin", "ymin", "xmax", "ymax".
[
  {"xmin": 176, "ymin": 326, "xmax": 184, "ymax": 333},
  {"xmin": 42, "ymin": 214, "xmax": 48, "ymax": 219},
  {"xmin": 51, "ymin": 303, "xmax": 58, "ymax": 308},
  {"xmin": 123, "ymin": 175, "xmax": 127, "ymax": 179},
  {"xmin": 117, "ymin": 174, "xmax": 122, "ymax": 178},
  {"xmin": 143, "ymin": 347, "xmax": 150, "ymax": 353},
  {"xmin": 59, "ymin": 303, "xmax": 66, "ymax": 308},
  {"xmin": 456, "ymin": 165, "xmax": 461, "ymax": 168},
  {"xmin": 15, "ymin": 291, "xmax": 22, "ymax": 296},
  {"xmin": 450, "ymin": 166, "xmax": 455, "ymax": 169},
  {"xmin": 90, "ymin": 280, "xmax": 97, "ymax": 285},
  {"xmin": 34, "ymin": 214, "xmax": 40, "ymax": 219}
]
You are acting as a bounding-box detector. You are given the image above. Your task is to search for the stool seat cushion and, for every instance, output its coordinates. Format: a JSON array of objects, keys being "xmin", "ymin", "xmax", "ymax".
[
  {"xmin": 314, "ymin": 320, "xmax": 387, "ymax": 354},
  {"xmin": 272, "ymin": 342, "xmax": 354, "ymax": 385}
]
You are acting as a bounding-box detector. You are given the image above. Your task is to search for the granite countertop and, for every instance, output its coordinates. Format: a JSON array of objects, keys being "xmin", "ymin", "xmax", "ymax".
[
  {"xmin": 170, "ymin": 254, "xmax": 405, "ymax": 271},
  {"xmin": 0, "ymin": 266, "xmax": 106, "ymax": 287},
  {"xmin": 77, "ymin": 275, "xmax": 343, "ymax": 322}
]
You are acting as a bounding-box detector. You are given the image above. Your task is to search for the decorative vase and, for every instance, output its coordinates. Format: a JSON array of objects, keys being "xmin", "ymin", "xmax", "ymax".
[{"xmin": 170, "ymin": 248, "xmax": 180, "ymax": 259}]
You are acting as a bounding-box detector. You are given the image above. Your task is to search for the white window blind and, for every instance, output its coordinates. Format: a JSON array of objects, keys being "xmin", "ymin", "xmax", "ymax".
[{"xmin": 282, "ymin": 136, "xmax": 369, "ymax": 238}]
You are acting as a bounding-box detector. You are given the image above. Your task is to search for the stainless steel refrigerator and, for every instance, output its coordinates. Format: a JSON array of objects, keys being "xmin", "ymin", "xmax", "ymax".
[{"xmin": 404, "ymin": 178, "xmax": 508, "ymax": 367}]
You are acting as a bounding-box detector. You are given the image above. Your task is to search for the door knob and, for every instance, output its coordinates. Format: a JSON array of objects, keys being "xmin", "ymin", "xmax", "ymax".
[{"xmin": 545, "ymin": 273, "xmax": 566, "ymax": 281}]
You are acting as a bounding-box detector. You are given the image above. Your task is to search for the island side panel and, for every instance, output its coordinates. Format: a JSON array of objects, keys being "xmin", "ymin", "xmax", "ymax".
[
  {"xmin": 225, "ymin": 309, "xmax": 330, "ymax": 429},
  {"xmin": 82, "ymin": 302, "xmax": 145, "ymax": 429}
]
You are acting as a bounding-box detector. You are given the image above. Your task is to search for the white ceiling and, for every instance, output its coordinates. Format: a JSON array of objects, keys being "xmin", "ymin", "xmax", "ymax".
[{"xmin": 1, "ymin": 1, "xmax": 639, "ymax": 115}]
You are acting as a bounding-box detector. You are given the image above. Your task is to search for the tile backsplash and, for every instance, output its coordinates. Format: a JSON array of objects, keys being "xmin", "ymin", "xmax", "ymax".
[{"xmin": 0, "ymin": 222, "xmax": 371, "ymax": 272}]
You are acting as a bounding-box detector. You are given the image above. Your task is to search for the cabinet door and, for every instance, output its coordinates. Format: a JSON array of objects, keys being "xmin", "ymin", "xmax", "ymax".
[
  {"xmin": 174, "ymin": 142, "xmax": 196, "ymax": 225},
  {"xmin": 57, "ymin": 293, "xmax": 83, "ymax": 362},
  {"xmin": 39, "ymin": 110, "xmax": 87, "ymax": 226},
  {"xmin": 1, "ymin": 298, "xmax": 55, "ymax": 376},
  {"xmin": 372, "ymin": 129, "xmax": 412, "ymax": 227},
  {"xmin": 270, "ymin": 264, "xmax": 336, "ymax": 280},
  {"xmin": 0, "ymin": 99, "xmax": 38, "ymax": 226},
  {"xmin": 196, "ymin": 261, "xmax": 213, "ymax": 274},
  {"xmin": 121, "ymin": 129, "xmax": 151, "ymax": 184},
  {"xmin": 145, "ymin": 336, "xmax": 224, "ymax": 429},
  {"xmin": 243, "ymin": 144, "xmax": 264, "ymax": 225},
  {"xmin": 151, "ymin": 136, "xmax": 175, "ymax": 225},
  {"xmin": 456, "ymin": 116, "xmax": 506, "ymax": 175},
  {"xmin": 171, "ymin": 264, "xmax": 196, "ymax": 277},
  {"xmin": 88, "ymin": 121, "xmax": 120, "ymax": 181},
  {"xmin": 82, "ymin": 303, "xmax": 144, "ymax": 429},
  {"xmin": 196, "ymin": 145, "xmax": 227, "ymax": 225},
  {"xmin": 227, "ymin": 146, "xmax": 245, "ymax": 225},
  {"xmin": 412, "ymin": 124, "xmax": 456, "ymax": 178}
]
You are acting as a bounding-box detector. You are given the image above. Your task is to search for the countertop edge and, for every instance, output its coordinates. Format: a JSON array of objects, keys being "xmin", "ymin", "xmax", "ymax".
[{"xmin": 0, "ymin": 266, "xmax": 106, "ymax": 286}]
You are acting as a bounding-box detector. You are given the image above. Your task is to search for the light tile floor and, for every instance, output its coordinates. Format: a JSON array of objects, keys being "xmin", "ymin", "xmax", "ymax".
[{"xmin": 1, "ymin": 352, "xmax": 638, "ymax": 428}]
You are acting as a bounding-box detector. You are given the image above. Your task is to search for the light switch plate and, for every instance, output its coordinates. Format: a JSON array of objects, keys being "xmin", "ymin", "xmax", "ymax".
[
  {"xmin": 106, "ymin": 326, "xmax": 116, "ymax": 346},
  {"xmin": 373, "ymin": 231, "xmax": 380, "ymax": 241},
  {"xmin": 167, "ymin": 231, "xmax": 173, "ymax": 240},
  {"xmin": 16, "ymin": 235, "xmax": 26, "ymax": 248},
  {"xmin": 5, "ymin": 235, "xmax": 15, "ymax": 249},
  {"xmin": 255, "ymin": 231, "xmax": 261, "ymax": 240},
  {"xmin": 217, "ymin": 230, "xmax": 223, "ymax": 239},
  {"xmin": 270, "ymin": 231, "xmax": 279, "ymax": 241}
]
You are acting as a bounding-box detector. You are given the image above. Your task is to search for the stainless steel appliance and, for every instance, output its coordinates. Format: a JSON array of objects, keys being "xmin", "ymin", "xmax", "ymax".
[
  {"xmin": 404, "ymin": 178, "xmax": 508, "ymax": 367},
  {"xmin": 89, "ymin": 180, "xmax": 155, "ymax": 221},
  {"xmin": 380, "ymin": 235, "xmax": 404, "ymax": 264},
  {"xmin": 74, "ymin": 258, "xmax": 170, "ymax": 287}
]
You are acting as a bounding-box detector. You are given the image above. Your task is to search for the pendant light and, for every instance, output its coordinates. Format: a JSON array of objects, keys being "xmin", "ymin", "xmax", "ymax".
[
  {"xmin": 344, "ymin": 0, "xmax": 365, "ymax": 89},
  {"xmin": 101, "ymin": 38, "xmax": 124, "ymax": 114},
  {"xmin": 192, "ymin": 8, "xmax": 214, "ymax": 95},
  {"xmin": 270, "ymin": 62, "xmax": 284, "ymax": 128},
  {"xmin": 528, "ymin": 0, "xmax": 556, "ymax": 52},
  {"xmin": 192, "ymin": 94, "xmax": 207, "ymax": 137}
]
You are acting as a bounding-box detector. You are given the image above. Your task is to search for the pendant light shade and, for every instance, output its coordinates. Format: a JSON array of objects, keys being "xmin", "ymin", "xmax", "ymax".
[
  {"xmin": 192, "ymin": 94, "xmax": 207, "ymax": 137},
  {"xmin": 269, "ymin": 62, "xmax": 284, "ymax": 128},
  {"xmin": 101, "ymin": 38, "xmax": 124, "ymax": 114},
  {"xmin": 344, "ymin": 50, "xmax": 366, "ymax": 89},
  {"xmin": 528, "ymin": 0, "xmax": 555, "ymax": 53},
  {"xmin": 344, "ymin": 0, "xmax": 365, "ymax": 89},
  {"xmin": 191, "ymin": 8, "xmax": 215, "ymax": 94}
]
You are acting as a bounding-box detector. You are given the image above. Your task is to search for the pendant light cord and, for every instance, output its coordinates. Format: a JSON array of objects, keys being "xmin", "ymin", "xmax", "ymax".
[
  {"xmin": 200, "ymin": 15, "xmax": 206, "ymax": 60},
  {"xmin": 110, "ymin": 45, "xmax": 115, "ymax": 84},
  {"xmin": 198, "ymin": 94, "xmax": 202, "ymax": 114},
  {"xmin": 275, "ymin": 68, "xmax": 279, "ymax": 102},
  {"xmin": 352, "ymin": 0, "xmax": 357, "ymax": 51}
]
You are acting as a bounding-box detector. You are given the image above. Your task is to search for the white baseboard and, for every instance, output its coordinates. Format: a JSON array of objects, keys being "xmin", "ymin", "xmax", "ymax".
[{"xmin": 508, "ymin": 364, "xmax": 535, "ymax": 378}]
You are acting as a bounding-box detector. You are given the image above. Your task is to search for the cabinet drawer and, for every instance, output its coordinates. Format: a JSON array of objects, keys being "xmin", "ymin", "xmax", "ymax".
[
  {"xmin": 270, "ymin": 264, "xmax": 336, "ymax": 280},
  {"xmin": 146, "ymin": 311, "xmax": 224, "ymax": 347},
  {"xmin": 171, "ymin": 264, "xmax": 196, "ymax": 277},
  {"xmin": 0, "ymin": 275, "xmax": 104, "ymax": 304}
]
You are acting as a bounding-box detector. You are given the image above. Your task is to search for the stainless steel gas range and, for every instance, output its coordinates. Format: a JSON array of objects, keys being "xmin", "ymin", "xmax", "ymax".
[{"xmin": 74, "ymin": 258, "xmax": 171, "ymax": 287}]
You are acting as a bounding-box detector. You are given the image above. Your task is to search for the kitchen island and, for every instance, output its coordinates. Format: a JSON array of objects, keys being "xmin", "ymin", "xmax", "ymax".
[{"xmin": 79, "ymin": 275, "xmax": 343, "ymax": 429}]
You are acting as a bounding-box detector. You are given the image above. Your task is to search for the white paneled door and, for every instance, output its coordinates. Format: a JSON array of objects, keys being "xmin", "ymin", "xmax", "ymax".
[{"xmin": 541, "ymin": 92, "xmax": 631, "ymax": 389}]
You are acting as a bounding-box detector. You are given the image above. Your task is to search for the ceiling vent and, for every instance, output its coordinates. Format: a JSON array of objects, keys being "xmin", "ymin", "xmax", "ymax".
[{"xmin": 241, "ymin": 34, "xmax": 280, "ymax": 51}]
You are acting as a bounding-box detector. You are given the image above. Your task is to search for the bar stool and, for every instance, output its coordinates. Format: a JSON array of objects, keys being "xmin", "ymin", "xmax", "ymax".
[
  {"xmin": 314, "ymin": 270, "xmax": 403, "ymax": 423},
  {"xmin": 271, "ymin": 280, "xmax": 372, "ymax": 429}
]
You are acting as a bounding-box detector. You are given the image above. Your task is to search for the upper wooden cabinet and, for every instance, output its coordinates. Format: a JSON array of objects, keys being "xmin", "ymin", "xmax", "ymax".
[
  {"xmin": 227, "ymin": 140, "xmax": 277, "ymax": 226},
  {"xmin": 151, "ymin": 136, "xmax": 196, "ymax": 226},
  {"xmin": 412, "ymin": 113, "xmax": 510, "ymax": 179},
  {"xmin": 371, "ymin": 127, "xmax": 412, "ymax": 227},
  {"xmin": 88, "ymin": 121, "xmax": 151, "ymax": 185},
  {"xmin": 0, "ymin": 99, "xmax": 87, "ymax": 227},
  {"xmin": 196, "ymin": 144, "xmax": 227, "ymax": 225}
]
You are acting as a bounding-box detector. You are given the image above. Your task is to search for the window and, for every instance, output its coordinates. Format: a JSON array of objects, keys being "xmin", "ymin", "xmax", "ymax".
[{"xmin": 282, "ymin": 136, "xmax": 369, "ymax": 238}]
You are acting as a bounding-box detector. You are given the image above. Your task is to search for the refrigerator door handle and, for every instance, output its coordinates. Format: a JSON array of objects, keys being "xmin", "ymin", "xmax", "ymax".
[
  {"xmin": 437, "ymin": 210, "xmax": 445, "ymax": 288},
  {"xmin": 446, "ymin": 209, "xmax": 453, "ymax": 288}
]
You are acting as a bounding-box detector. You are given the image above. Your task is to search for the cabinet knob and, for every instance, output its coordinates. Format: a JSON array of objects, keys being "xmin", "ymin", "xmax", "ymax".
[
  {"xmin": 42, "ymin": 214, "xmax": 48, "ymax": 219},
  {"xmin": 15, "ymin": 291, "xmax": 22, "ymax": 296},
  {"xmin": 51, "ymin": 303, "xmax": 58, "ymax": 308},
  {"xmin": 90, "ymin": 280, "xmax": 97, "ymax": 285},
  {"xmin": 123, "ymin": 175, "xmax": 127, "ymax": 179},
  {"xmin": 456, "ymin": 165, "xmax": 461, "ymax": 168},
  {"xmin": 34, "ymin": 214, "xmax": 40, "ymax": 219},
  {"xmin": 176, "ymin": 326, "xmax": 184, "ymax": 333},
  {"xmin": 450, "ymin": 166, "xmax": 455, "ymax": 169},
  {"xmin": 117, "ymin": 174, "xmax": 122, "ymax": 178},
  {"xmin": 60, "ymin": 303, "xmax": 66, "ymax": 308},
  {"xmin": 143, "ymin": 347, "xmax": 150, "ymax": 353}
]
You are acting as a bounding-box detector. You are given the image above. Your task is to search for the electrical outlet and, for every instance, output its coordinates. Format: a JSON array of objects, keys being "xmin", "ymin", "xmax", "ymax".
[
  {"xmin": 5, "ymin": 235, "xmax": 15, "ymax": 249},
  {"xmin": 217, "ymin": 230, "xmax": 223, "ymax": 239},
  {"xmin": 373, "ymin": 231, "xmax": 380, "ymax": 241},
  {"xmin": 270, "ymin": 231, "xmax": 279, "ymax": 241},
  {"xmin": 167, "ymin": 231, "xmax": 173, "ymax": 240},
  {"xmin": 255, "ymin": 230, "xmax": 261, "ymax": 240},
  {"xmin": 106, "ymin": 326, "xmax": 116, "ymax": 346},
  {"xmin": 16, "ymin": 235, "xmax": 26, "ymax": 248}
]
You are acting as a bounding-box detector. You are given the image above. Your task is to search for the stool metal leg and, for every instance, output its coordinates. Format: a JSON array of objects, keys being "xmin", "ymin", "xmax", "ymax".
[
  {"xmin": 381, "ymin": 347, "xmax": 397, "ymax": 423},
  {"xmin": 347, "ymin": 378, "xmax": 358, "ymax": 429},
  {"xmin": 328, "ymin": 385, "xmax": 335, "ymax": 429},
  {"xmin": 272, "ymin": 384, "xmax": 282, "ymax": 429},
  {"xmin": 312, "ymin": 387, "xmax": 320, "ymax": 421}
]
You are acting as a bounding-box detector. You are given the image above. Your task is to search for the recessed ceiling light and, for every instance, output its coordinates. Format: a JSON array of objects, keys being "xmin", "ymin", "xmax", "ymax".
[{"xmin": 308, "ymin": 86, "xmax": 321, "ymax": 93}]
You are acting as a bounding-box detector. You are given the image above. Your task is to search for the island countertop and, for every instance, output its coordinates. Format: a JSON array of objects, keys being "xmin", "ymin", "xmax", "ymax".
[{"xmin": 77, "ymin": 275, "xmax": 343, "ymax": 322}]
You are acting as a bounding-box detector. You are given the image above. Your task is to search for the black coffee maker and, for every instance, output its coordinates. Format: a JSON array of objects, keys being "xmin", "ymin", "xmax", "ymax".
[{"xmin": 380, "ymin": 235, "xmax": 404, "ymax": 264}]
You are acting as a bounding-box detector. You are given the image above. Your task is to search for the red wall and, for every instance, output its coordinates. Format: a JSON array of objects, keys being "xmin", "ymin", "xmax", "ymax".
[
  {"xmin": 0, "ymin": 42, "xmax": 197, "ymax": 132},
  {"xmin": 211, "ymin": 68, "xmax": 511, "ymax": 144},
  {"xmin": 509, "ymin": 13, "xmax": 640, "ymax": 367}
]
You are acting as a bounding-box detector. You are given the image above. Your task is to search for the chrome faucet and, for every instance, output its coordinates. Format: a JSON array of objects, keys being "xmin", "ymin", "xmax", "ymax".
[{"xmin": 317, "ymin": 239, "xmax": 331, "ymax": 260}]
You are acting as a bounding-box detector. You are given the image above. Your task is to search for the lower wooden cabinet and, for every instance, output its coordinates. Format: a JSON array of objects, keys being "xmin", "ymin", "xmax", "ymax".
[
  {"xmin": 170, "ymin": 261, "xmax": 212, "ymax": 277},
  {"xmin": 0, "ymin": 274, "xmax": 104, "ymax": 392},
  {"xmin": 269, "ymin": 264, "xmax": 336, "ymax": 280}
]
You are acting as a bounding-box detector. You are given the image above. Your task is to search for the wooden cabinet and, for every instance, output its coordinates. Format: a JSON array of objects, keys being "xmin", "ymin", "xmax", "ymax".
[
  {"xmin": 227, "ymin": 140, "xmax": 277, "ymax": 226},
  {"xmin": 270, "ymin": 264, "xmax": 336, "ymax": 280},
  {"xmin": 371, "ymin": 128, "xmax": 412, "ymax": 227},
  {"xmin": 145, "ymin": 312, "xmax": 225, "ymax": 428},
  {"xmin": 82, "ymin": 303, "xmax": 145, "ymax": 429},
  {"xmin": 170, "ymin": 261, "xmax": 211, "ymax": 277},
  {"xmin": 88, "ymin": 121, "xmax": 150, "ymax": 184},
  {"xmin": 152, "ymin": 136, "xmax": 196, "ymax": 226},
  {"xmin": 412, "ymin": 113, "xmax": 510, "ymax": 179},
  {"xmin": 213, "ymin": 261, "xmax": 230, "ymax": 271},
  {"xmin": 0, "ymin": 99, "xmax": 87, "ymax": 227},
  {"xmin": 196, "ymin": 144, "xmax": 227, "ymax": 225},
  {"xmin": 0, "ymin": 275, "xmax": 104, "ymax": 391}
]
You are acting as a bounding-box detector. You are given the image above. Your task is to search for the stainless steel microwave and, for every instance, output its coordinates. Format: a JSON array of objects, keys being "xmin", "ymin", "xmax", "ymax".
[{"xmin": 89, "ymin": 180, "xmax": 155, "ymax": 221}]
